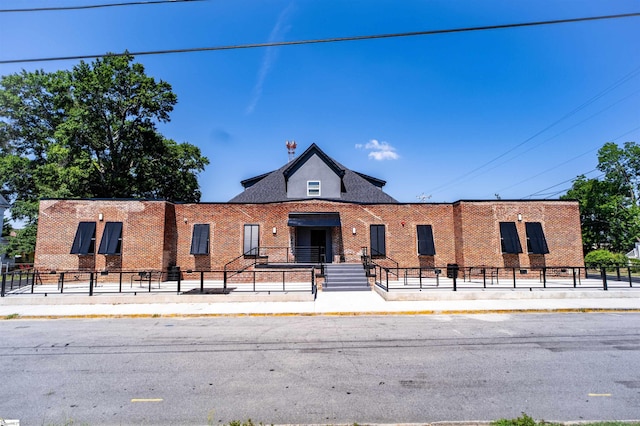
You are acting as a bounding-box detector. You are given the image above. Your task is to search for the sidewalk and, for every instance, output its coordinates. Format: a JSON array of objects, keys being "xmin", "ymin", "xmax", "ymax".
[{"xmin": 1, "ymin": 286, "xmax": 639, "ymax": 318}]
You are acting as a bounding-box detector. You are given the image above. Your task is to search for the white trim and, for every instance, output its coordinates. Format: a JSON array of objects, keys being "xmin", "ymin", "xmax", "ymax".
[{"xmin": 307, "ymin": 180, "xmax": 321, "ymax": 197}]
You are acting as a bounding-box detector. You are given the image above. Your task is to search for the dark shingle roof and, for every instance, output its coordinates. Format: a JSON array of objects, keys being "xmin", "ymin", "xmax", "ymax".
[{"xmin": 229, "ymin": 144, "xmax": 398, "ymax": 203}]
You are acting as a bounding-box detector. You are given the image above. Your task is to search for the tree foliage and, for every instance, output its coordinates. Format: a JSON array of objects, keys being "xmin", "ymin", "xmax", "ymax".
[
  {"xmin": 0, "ymin": 54, "xmax": 209, "ymax": 256},
  {"xmin": 584, "ymin": 249, "xmax": 628, "ymax": 267},
  {"xmin": 562, "ymin": 141, "xmax": 640, "ymax": 254}
]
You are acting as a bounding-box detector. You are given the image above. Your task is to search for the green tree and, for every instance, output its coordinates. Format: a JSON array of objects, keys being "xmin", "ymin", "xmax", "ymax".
[
  {"xmin": 597, "ymin": 141, "xmax": 640, "ymax": 205},
  {"xmin": 562, "ymin": 142, "xmax": 640, "ymax": 254},
  {"xmin": 0, "ymin": 53, "xmax": 209, "ymax": 256}
]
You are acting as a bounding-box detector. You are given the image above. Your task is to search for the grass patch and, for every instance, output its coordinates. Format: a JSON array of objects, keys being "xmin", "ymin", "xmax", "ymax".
[
  {"xmin": 492, "ymin": 413, "xmax": 640, "ymax": 426},
  {"xmin": 3, "ymin": 313, "xmax": 19, "ymax": 320},
  {"xmin": 225, "ymin": 420, "xmax": 268, "ymax": 426}
]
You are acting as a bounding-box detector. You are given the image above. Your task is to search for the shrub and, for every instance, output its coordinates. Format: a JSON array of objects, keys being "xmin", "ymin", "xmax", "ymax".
[{"xmin": 584, "ymin": 249, "xmax": 628, "ymax": 268}]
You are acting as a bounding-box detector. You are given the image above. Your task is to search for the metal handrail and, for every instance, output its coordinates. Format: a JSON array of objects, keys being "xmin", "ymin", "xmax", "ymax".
[
  {"xmin": 372, "ymin": 265, "xmax": 638, "ymax": 292},
  {"xmin": 223, "ymin": 249, "xmax": 262, "ymax": 288},
  {"xmin": 367, "ymin": 249, "xmax": 399, "ymax": 278}
]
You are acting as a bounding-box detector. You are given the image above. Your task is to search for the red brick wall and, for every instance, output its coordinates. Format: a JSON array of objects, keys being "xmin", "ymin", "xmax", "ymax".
[
  {"xmin": 35, "ymin": 199, "xmax": 168, "ymax": 271},
  {"xmin": 453, "ymin": 201, "xmax": 584, "ymax": 268},
  {"xmin": 34, "ymin": 199, "xmax": 584, "ymax": 271}
]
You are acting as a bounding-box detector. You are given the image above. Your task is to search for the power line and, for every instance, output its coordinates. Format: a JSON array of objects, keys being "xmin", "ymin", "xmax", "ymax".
[
  {"xmin": 0, "ymin": 0, "xmax": 205, "ymax": 13},
  {"xmin": 425, "ymin": 62, "xmax": 640, "ymax": 196},
  {"xmin": 522, "ymin": 125, "xmax": 640, "ymax": 199},
  {"xmin": 524, "ymin": 170, "xmax": 602, "ymax": 199},
  {"xmin": 1, "ymin": 11, "xmax": 639, "ymax": 64},
  {"xmin": 493, "ymin": 92, "xmax": 640, "ymax": 193}
]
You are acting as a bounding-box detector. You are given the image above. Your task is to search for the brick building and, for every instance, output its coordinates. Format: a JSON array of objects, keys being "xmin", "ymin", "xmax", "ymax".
[{"xmin": 34, "ymin": 144, "xmax": 584, "ymax": 273}]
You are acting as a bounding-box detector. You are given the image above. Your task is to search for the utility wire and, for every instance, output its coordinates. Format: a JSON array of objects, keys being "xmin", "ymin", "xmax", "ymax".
[
  {"xmin": 493, "ymin": 92, "xmax": 640, "ymax": 193},
  {"xmin": 0, "ymin": 0, "xmax": 205, "ymax": 13},
  {"xmin": 425, "ymin": 62, "xmax": 640, "ymax": 196},
  {"xmin": 521, "ymin": 125, "xmax": 640, "ymax": 199},
  {"xmin": 1, "ymin": 11, "xmax": 639, "ymax": 64},
  {"xmin": 524, "ymin": 171, "xmax": 602, "ymax": 199}
]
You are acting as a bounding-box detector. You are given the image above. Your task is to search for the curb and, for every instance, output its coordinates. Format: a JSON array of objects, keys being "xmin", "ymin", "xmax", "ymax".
[{"xmin": 4, "ymin": 307, "xmax": 640, "ymax": 320}]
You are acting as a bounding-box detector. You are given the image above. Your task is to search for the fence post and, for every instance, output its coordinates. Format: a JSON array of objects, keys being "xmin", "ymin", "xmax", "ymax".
[
  {"xmin": 385, "ymin": 268, "xmax": 389, "ymax": 291},
  {"xmin": 1, "ymin": 272, "xmax": 5, "ymax": 297},
  {"xmin": 223, "ymin": 270, "xmax": 227, "ymax": 290},
  {"xmin": 600, "ymin": 266, "xmax": 608, "ymax": 291},
  {"xmin": 572, "ymin": 268, "xmax": 577, "ymax": 288},
  {"xmin": 482, "ymin": 268, "xmax": 486, "ymax": 288},
  {"xmin": 452, "ymin": 266, "xmax": 457, "ymax": 292},
  {"xmin": 616, "ymin": 266, "xmax": 621, "ymax": 281},
  {"xmin": 282, "ymin": 270, "xmax": 285, "ymax": 291},
  {"xmin": 119, "ymin": 272, "xmax": 123, "ymax": 293},
  {"xmin": 60, "ymin": 272, "xmax": 65, "ymax": 293},
  {"xmin": 629, "ymin": 265, "xmax": 633, "ymax": 288},
  {"xmin": 177, "ymin": 272, "xmax": 181, "ymax": 294},
  {"xmin": 253, "ymin": 270, "xmax": 256, "ymax": 292},
  {"xmin": 148, "ymin": 272, "xmax": 152, "ymax": 292},
  {"xmin": 200, "ymin": 271, "xmax": 204, "ymax": 294},
  {"xmin": 512, "ymin": 268, "xmax": 516, "ymax": 288},
  {"xmin": 542, "ymin": 267, "xmax": 546, "ymax": 288},
  {"xmin": 89, "ymin": 272, "xmax": 94, "ymax": 296}
]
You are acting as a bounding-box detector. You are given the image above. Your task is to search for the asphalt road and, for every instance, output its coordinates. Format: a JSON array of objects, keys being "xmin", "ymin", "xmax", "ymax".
[{"xmin": 1, "ymin": 313, "xmax": 639, "ymax": 425}]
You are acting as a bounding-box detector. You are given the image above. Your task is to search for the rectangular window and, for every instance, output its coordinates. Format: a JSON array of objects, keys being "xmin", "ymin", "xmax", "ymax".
[
  {"xmin": 243, "ymin": 224, "xmax": 259, "ymax": 256},
  {"xmin": 526, "ymin": 222, "xmax": 549, "ymax": 254},
  {"xmin": 370, "ymin": 224, "xmax": 386, "ymax": 257},
  {"xmin": 499, "ymin": 222, "xmax": 522, "ymax": 254},
  {"xmin": 190, "ymin": 224, "xmax": 210, "ymax": 255},
  {"xmin": 417, "ymin": 225, "xmax": 436, "ymax": 255},
  {"xmin": 98, "ymin": 222, "xmax": 123, "ymax": 255},
  {"xmin": 70, "ymin": 222, "xmax": 96, "ymax": 255},
  {"xmin": 307, "ymin": 180, "xmax": 321, "ymax": 197}
]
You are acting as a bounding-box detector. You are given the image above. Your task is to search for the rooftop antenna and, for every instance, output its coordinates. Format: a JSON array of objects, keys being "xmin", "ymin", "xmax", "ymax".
[{"xmin": 286, "ymin": 140, "xmax": 297, "ymax": 162}]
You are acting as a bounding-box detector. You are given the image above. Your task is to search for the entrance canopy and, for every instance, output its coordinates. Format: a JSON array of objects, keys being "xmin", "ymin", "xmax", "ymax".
[{"xmin": 287, "ymin": 212, "xmax": 341, "ymax": 227}]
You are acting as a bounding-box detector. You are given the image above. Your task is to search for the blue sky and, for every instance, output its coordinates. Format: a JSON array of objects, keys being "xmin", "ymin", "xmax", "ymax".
[{"xmin": 1, "ymin": 0, "xmax": 639, "ymax": 203}]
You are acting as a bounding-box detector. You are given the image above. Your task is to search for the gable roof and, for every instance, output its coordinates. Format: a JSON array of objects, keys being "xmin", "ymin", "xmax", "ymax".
[
  {"xmin": 0, "ymin": 194, "xmax": 9, "ymax": 209},
  {"xmin": 229, "ymin": 144, "xmax": 398, "ymax": 203},
  {"xmin": 283, "ymin": 143, "xmax": 345, "ymax": 179}
]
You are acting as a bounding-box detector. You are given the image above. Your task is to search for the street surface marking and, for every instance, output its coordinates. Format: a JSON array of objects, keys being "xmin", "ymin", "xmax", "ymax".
[
  {"xmin": 131, "ymin": 398, "xmax": 164, "ymax": 402},
  {"xmin": 588, "ymin": 393, "xmax": 612, "ymax": 397}
]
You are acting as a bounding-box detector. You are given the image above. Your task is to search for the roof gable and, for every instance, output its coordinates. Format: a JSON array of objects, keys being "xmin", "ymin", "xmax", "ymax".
[
  {"xmin": 283, "ymin": 143, "xmax": 345, "ymax": 179},
  {"xmin": 229, "ymin": 144, "xmax": 398, "ymax": 203},
  {"xmin": 0, "ymin": 194, "xmax": 9, "ymax": 209}
]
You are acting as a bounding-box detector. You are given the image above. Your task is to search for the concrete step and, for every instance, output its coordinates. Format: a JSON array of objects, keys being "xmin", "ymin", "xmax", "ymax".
[
  {"xmin": 323, "ymin": 263, "xmax": 370, "ymax": 292},
  {"xmin": 322, "ymin": 286, "xmax": 371, "ymax": 292},
  {"xmin": 325, "ymin": 278, "xmax": 369, "ymax": 285},
  {"xmin": 325, "ymin": 265, "xmax": 364, "ymax": 270}
]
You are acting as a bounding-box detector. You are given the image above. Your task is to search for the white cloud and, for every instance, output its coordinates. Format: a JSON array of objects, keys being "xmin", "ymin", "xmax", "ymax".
[
  {"xmin": 369, "ymin": 150, "xmax": 399, "ymax": 161},
  {"xmin": 357, "ymin": 139, "xmax": 399, "ymax": 161},
  {"xmin": 246, "ymin": 3, "xmax": 295, "ymax": 114}
]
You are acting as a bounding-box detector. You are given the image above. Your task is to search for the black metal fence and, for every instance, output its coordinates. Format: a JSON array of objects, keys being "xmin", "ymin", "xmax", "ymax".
[
  {"xmin": 372, "ymin": 264, "xmax": 638, "ymax": 292},
  {"xmin": 1, "ymin": 267, "xmax": 317, "ymax": 297}
]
